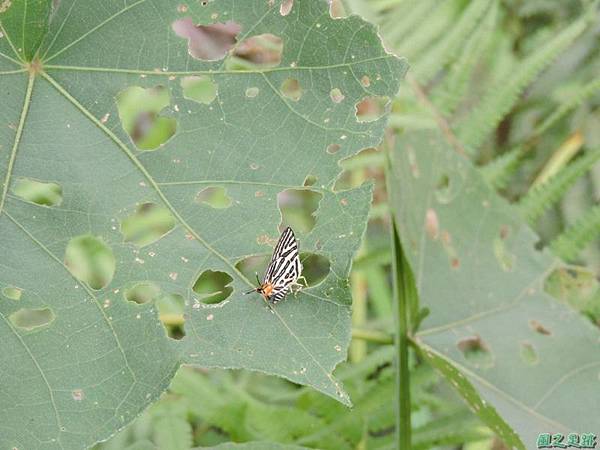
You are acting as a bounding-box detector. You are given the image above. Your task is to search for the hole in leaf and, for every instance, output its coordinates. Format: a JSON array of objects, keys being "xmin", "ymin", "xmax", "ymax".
[
  {"xmin": 121, "ymin": 202, "xmax": 176, "ymax": 247},
  {"xmin": 64, "ymin": 235, "xmax": 115, "ymax": 290},
  {"xmin": 9, "ymin": 308, "xmax": 55, "ymax": 331},
  {"xmin": 172, "ymin": 18, "xmax": 241, "ymax": 60},
  {"xmin": 326, "ymin": 143, "xmax": 341, "ymax": 154},
  {"xmin": 520, "ymin": 341, "xmax": 539, "ymax": 365},
  {"xmin": 457, "ymin": 335, "xmax": 494, "ymax": 369},
  {"xmin": 116, "ymin": 86, "xmax": 177, "ymax": 151},
  {"xmin": 303, "ymin": 175, "xmax": 317, "ymax": 187},
  {"xmin": 355, "ymin": 95, "xmax": 389, "ymax": 122},
  {"xmin": 157, "ymin": 293, "xmax": 185, "ymax": 340},
  {"xmin": 193, "ymin": 270, "xmax": 233, "ymax": 304},
  {"xmin": 434, "ymin": 173, "xmax": 461, "ymax": 204},
  {"xmin": 181, "ymin": 75, "xmax": 217, "ymax": 104},
  {"xmin": 330, "ymin": 88, "xmax": 344, "ymax": 103},
  {"xmin": 125, "ymin": 282, "xmax": 161, "ymax": 304},
  {"xmin": 436, "ymin": 174, "xmax": 449, "ymax": 192},
  {"xmin": 333, "ymin": 147, "xmax": 381, "ymax": 191},
  {"xmin": 195, "ymin": 186, "xmax": 232, "ymax": 209},
  {"xmin": 280, "ymin": 0, "xmax": 293, "ymax": 15},
  {"xmin": 493, "ymin": 226, "xmax": 516, "ymax": 272},
  {"xmin": 125, "ymin": 284, "xmax": 185, "ymax": 339},
  {"xmin": 2, "ymin": 286, "xmax": 22, "ymax": 301},
  {"xmin": 277, "ymin": 189, "xmax": 322, "ymax": 234},
  {"xmin": 235, "ymin": 254, "xmax": 270, "ymax": 282},
  {"xmin": 226, "ymin": 33, "xmax": 283, "ymax": 70},
  {"xmin": 299, "ymin": 253, "xmax": 330, "ymax": 286},
  {"xmin": 543, "ymin": 266, "xmax": 599, "ymax": 313},
  {"xmin": 529, "ymin": 319, "xmax": 552, "ymax": 336},
  {"xmin": 12, "ymin": 178, "xmax": 62, "ymax": 206},
  {"xmin": 360, "ymin": 75, "xmax": 370, "ymax": 87},
  {"xmin": 280, "ymin": 78, "xmax": 302, "ymax": 101},
  {"xmin": 246, "ymin": 87, "xmax": 259, "ymax": 98}
]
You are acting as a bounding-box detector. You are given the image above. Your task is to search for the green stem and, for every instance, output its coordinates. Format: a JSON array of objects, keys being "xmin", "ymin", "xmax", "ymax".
[
  {"xmin": 350, "ymin": 271, "xmax": 368, "ymax": 362},
  {"xmin": 391, "ymin": 220, "xmax": 414, "ymax": 449},
  {"xmin": 351, "ymin": 327, "xmax": 393, "ymax": 345}
]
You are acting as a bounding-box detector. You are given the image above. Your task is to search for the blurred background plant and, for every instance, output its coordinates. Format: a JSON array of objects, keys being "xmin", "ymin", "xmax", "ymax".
[{"xmin": 62, "ymin": 0, "xmax": 600, "ymax": 447}]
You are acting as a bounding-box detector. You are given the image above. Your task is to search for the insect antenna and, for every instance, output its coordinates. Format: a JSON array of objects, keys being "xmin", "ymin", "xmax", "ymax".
[{"xmin": 243, "ymin": 272, "xmax": 261, "ymax": 295}]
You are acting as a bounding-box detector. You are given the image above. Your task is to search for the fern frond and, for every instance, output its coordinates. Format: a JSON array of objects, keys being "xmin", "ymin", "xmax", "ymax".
[
  {"xmin": 394, "ymin": 0, "xmax": 458, "ymax": 61},
  {"xmin": 152, "ymin": 401, "xmax": 193, "ymax": 450},
  {"xmin": 433, "ymin": 0, "xmax": 498, "ymax": 116},
  {"xmin": 387, "ymin": 112, "xmax": 436, "ymax": 130},
  {"xmin": 414, "ymin": 0, "xmax": 493, "ymax": 84},
  {"xmin": 535, "ymin": 77, "xmax": 600, "ymax": 137},
  {"xmin": 456, "ymin": 17, "xmax": 588, "ymax": 152},
  {"xmin": 246, "ymin": 401, "xmax": 351, "ymax": 449},
  {"xmin": 519, "ymin": 149, "xmax": 600, "ymax": 224},
  {"xmin": 550, "ymin": 204, "xmax": 600, "ymax": 262},
  {"xmin": 380, "ymin": 0, "xmax": 439, "ymax": 46},
  {"xmin": 480, "ymin": 145, "xmax": 525, "ymax": 189},
  {"xmin": 336, "ymin": 345, "xmax": 394, "ymax": 381},
  {"xmin": 412, "ymin": 411, "xmax": 492, "ymax": 450}
]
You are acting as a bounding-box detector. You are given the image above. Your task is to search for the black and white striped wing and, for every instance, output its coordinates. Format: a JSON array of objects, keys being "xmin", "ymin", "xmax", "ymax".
[
  {"xmin": 269, "ymin": 286, "xmax": 290, "ymax": 304},
  {"xmin": 263, "ymin": 227, "xmax": 302, "ymax": 303}
]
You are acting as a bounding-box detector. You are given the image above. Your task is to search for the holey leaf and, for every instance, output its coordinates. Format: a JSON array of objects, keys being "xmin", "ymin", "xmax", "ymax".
[
  {"xmin": 389, "ymin": 129, "xmax": 600, "ymax": 448},
  {"xmin": 0, "ymin": 1, "xmax": 406, "ymax": 449}
]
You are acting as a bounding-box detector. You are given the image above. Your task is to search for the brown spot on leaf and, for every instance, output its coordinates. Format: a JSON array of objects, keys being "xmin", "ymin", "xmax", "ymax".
[
  {"xmin": 327, "ymin": 143, "xmax": 341, "ymax": 154},
  {"xmin": 425, "ymin": 208, "xmax": 439, "ymax": 240},
  {"xmin": 457, "ymin": 335, "xmax": 494, "ymax": 369},
  {"xmin": 280, "ymin": 0, "xmax": 293, "ymax": 15},
  {"xmin": 529, "ymin": 319, "xmax": 552, "ymax": 336}
]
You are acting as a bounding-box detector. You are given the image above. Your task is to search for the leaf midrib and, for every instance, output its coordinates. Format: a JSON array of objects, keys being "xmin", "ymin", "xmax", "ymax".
[
  {"xmin": 42, "ymin": 55, "xmax": 395, "ymax": 74},
  {"xmin": 0, "ymin": 72, "xmax": 33, "ymax": 217}
]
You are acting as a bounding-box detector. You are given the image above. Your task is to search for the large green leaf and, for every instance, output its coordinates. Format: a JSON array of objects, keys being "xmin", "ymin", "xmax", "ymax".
[
  {"xmin": 0, "ymin": 1, "xmax": 405, "ymax": 448},
  {"xmin": 390, "ymin": 128, "xmax": 600, "ymax": 448}
]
